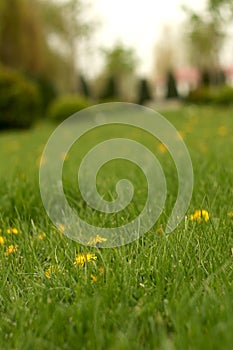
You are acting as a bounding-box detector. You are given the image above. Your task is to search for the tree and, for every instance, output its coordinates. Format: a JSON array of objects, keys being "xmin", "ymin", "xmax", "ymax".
[
  {"xmin": 100, "ymin": 75, "xmax": 118, "ymax": 100},
  {"xmin": 137, "ymin": 78, "xmax": 152, "ymax": 105},
  {"xmin": 154, "ymin": 26, "xmax": 183, "ymax": 79},
  {"xmin": 0, "ymin": 0, "xmax": 94, "ymax": 92},
  {"xmin": 208, "ymin": 0, "xmax": 233, "ymax": 19},
  {"xmin": 166, "ymin": 71, "xmax": 178, "ymax": 99},
  {"xmin": 101, "ymin": 43, "xmax": 138, "ymax": 100},
  {"xmin": 183, "ymin": 4, "xmax": 226, "ymax": 86},
  {"xmin": 78, "ymin": 74, "xmax": 91, "ymax": 98}
]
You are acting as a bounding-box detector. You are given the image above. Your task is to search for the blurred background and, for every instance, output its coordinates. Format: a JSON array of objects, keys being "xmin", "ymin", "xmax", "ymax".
[{"xmin": 0, "ymin": 0, "xmax": 233, "ymax": 128}]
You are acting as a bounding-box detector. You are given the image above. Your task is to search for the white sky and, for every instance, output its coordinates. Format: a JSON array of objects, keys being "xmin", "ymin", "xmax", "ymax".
[{"xmin": 79, "ymin": 0, "xmax": 232, "ymax": 77}]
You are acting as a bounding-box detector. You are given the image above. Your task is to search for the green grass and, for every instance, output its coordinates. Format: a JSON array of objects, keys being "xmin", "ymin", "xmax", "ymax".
[{"xmin": 0, "ymin": 105, "xmax": 232, "ymax": 350}]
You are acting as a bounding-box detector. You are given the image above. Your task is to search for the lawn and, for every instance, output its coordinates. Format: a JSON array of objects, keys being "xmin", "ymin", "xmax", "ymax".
[{"xmin": 0, "ymin": 105, "xmax": 232, "ymax": 350}]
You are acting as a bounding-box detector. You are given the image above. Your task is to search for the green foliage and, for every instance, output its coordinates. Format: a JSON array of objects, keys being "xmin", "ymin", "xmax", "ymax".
[
  {"xmin": 136, "ymin": 78, "xmax": 152, "ymax": 105},
  {"xmin": 187, "ymin": 85, "xmax": 233, "ymax": 105},
  {"xmin": 0, "ymin": 66, "xmax": 40, "ymax": 129},
  {"xmin": 30, "ymin": 75, "xmax": 57, "ymax": 111},
  {"xmin": 102, "ymin": 43, "xmax": 138, "ymax": 78},
  {"xmin": 78, "ymin": 74, "xmax": 91, "ymax": 98},
  {"xmin": 0, "ymin": 0, "xmax": 94, "ymax": 92},
  {"xmin": 100, "ymin": 76, "xmax": 118, "ymax": 101},
  {"xmin": 47, "ymin": 95, "xmax": 92, "ymax": 122},
  {"xmin": 166, "ymin": 71, "xmax": 179, "ymax": 99},
  {"xmin": 183, "ymin": 2, "xmax": 226, "ymax": 81}
]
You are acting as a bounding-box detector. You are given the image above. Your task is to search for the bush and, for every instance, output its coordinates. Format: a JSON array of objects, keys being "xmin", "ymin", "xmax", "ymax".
[
  {"xmin": 0, "ymin": 67, "xmax": 41, "ymax": 129},
  {"xmin": 187, "ymin": 86, "xmax": 233, "ymax": 105},
  {"xmin": 29, "ymin": 75, "xmax": 57, "ymax": 111},
  {"xmin": 47, "ymin": 95, "xmax": 92, "ymax": 122}
]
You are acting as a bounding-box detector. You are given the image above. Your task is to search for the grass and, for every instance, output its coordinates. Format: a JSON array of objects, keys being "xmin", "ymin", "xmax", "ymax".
[{"xmin": 0, "ymin": 105, "xmax": 232, "ymax": 350}]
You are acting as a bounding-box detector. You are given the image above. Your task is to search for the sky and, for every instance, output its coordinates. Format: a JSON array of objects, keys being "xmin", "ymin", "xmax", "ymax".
[{"xmin": 79, "ymin": 0, "xmax": 207, "ymax": 77}]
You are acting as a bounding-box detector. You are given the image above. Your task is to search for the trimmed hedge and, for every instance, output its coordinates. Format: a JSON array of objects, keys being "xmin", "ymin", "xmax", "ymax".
[
  {"xmin": 187, "ymin": 85, "xmax": 233, "ymax": 105},
  {"xmin": 47, "ymin": 95, "xmax": 92, "ymax": 122},
  {"xmin": 0, "ymin": 67, "xmax": 41, "ymax": 129}
]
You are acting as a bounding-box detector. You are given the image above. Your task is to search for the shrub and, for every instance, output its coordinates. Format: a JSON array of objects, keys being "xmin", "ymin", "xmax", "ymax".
[
  {"xmin": 0, "ymin": 67, "xmax": 41, "ymax": 129},
  {"xmin": 215, "ymin": 86, "xmax": 233, "ymax": 105},
  {"xmin": 47, "ymin": 95, "xmax": 92, "ymax": 122},
  {"xmin": 30, "ymin": 75, "xmax": 57, "ymax": 111},
  {"xmin": 186, "ymin": 86, "xmax": 233, "ymax": 105}
]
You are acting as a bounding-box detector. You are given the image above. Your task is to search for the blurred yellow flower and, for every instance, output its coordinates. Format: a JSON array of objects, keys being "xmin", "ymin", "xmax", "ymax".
[
  {"xmin": 227, "ymin": 212, "xmax": 233, "ymax": 218},
  {"xmin": 6, "ymin": 227, "xmax": 19, "ymax": 235},
  {"xmin": 0, "ymin": 236, "xmax": 4, "ymax": 246},
  {"xmin": 5, "ymin": 245, "xmax": 18, "ymax": 255},
  {"xmin": 158, "ymin": 143, "xmax": 167, "ymax": 154},
  {"xmin": 37, "ymin": 233, "xmax": 46, "ymax": 240},
  {"xmin": 86, "ymin": 252, "xmax": 97, "ymax": 263},
  {"xmin": 190, "ymin": 209, "xmax": 209, "ymax": 223},
  {"xmin": 74, "ymin": 253, "xmax": 97, "ymax": 267},
  {"xmin": 45, "ymin": 265, "xmax": 59, "ymax": 279},
  {"xmin": 218, "ymin": 126, "xmax": 227, "ymax": 136},
  {"xmin": 12, "ymin": 228, "xmax": 19, "ymax": 234},
  {"xmin": 87, "ymin": 235, "xmax": 107, "ymax": 245},
  {"xmin": 98, "ymin": 266, "xmax": 104, "ymax": 275},
  {"xmin": 91, "ymin": 274, "xmax": 97, "ymax": 283},
  {"xmin": 58, "ymin": 224, "xmax": 65, "ymax": 232}
]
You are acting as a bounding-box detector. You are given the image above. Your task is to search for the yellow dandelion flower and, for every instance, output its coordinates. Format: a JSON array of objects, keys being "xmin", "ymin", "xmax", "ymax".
[
  {"xmin": 45, "ymin": 265, "xmax": 58, "ymax": 279},
  {"xmin": 86, "ymin": 253, "xmax": 97, "ymax": 263},
  {"xmin": 218, "ymin": 126, "xmax": 227, "ymax": 137},
  {"xmin": 91, "ymin": 274, "xmax": 97, "ymax": 284},
  {"xmin": 74, "ymin": 253, "xmax": 86, "ymax": 267},
  {"xmin": 74, "ymin": 253, "xmax": 97, "ymax": 267},
  {"xmin": 0, "ymin": 236, "xmax": 4, "ymax": 246},
  {"xmin": 87, "ymin": 235, "xmax": 107, "ymax": 245},
  {"xmin": 12, "ymin": 228, "xmax": 19, "ymax": 235},
  {"xmin": 5, "ymin": 245, "xmax": 18, "ymax": 255},
  {"xmin": 98, "ymin": 266, "xmax": 104, "ymax": 275},
  {"xmin": 158, "ymin": 143, "xmax": 167, "ymax": 154},
  {"xmin": 37, "ymin": 233, "xmax": 46, "ymax": 240},
  {"xmin": 227, "ymin": 212, "xmax": 233, "ymax": 218},
  {"xmin": 156, "ymin": 226, "xmax": 163, "ymax": 234},
  {"xmin": 190, "ymin": 209, "xmax": 209, "ymax": 223},
  {"xmin": 58, "ymin": 224, "xmax": 65, "ymax": 232},
  {"xmin": 6, "ymin": 228, "xmax": 11, "ymax": 234}
]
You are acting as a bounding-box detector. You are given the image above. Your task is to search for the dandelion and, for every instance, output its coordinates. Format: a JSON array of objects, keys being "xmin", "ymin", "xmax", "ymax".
[
  {"xmin": 158, "ymin": 143, "xmax": 167, "ymax": 154},
  {"xmin": 12, "ymin": 228, "xmax": 18, "ymax": 235},
  {"xmin": 37, "ymin": 233, "xmax": 46, "ymax": 240},
  {"xmin": 5, "ymin": 245, "xmax": 18, "ymax": 255},
  {"xmin": 45, "ymin": 265, "xmax": 59, "ymax": 279},
  {"xmin": 190, "ymin": 209, "xmax": 209, "ymax": 223},
  {"xmin": 0, "ymin": 236, "xmax": 4, "ymax": 246},
  {"xmin": 218, "ymin": 126, "xmax": 227, "ymax": 137},
  {"xmin": 98, "ymin": 266, "xmax": 104, "ymax": 275},
  {"xmin": 58, "ymin": 224, "xmax": 65, "ymax": 232},
  {"xmin": 91, "ymin": 274, "xmax": 97, "ymax": 284},
  {"xmin": 87, "ymin": 235, "xmax": 107, "ymax": 246},
  {"xmin": 86, "ymin": 253, "xmax": 97, "ymax": 263},
  {"xmin": 74, "ymin": 253, "xmax": 97, "ymax": 267},
  {"xmin": 227, "ymin": 212, "xmax": 233, "ymax": 218},
  {"xmin": 6, "ymin": 227, "xmax": 19, "ymax": 235},
  {"xmin": 156, "ymin": 226, "xmax": 163, "ymax": 234}
]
